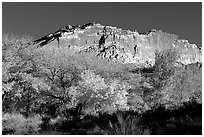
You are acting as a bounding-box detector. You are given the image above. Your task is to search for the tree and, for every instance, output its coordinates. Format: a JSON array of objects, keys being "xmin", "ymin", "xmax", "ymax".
[
  {"xmin": 2, "ymin": 33, "xmax": 37, "ymax": 115},
  {"xmin": 151, "ymin": 49, "xmax": 179, "ymax": 89},
  {"xmin": 32, "ymin": 48, "xmax": 82, "ymax": 119},
  {"xmin": 159, "ymin": 63, "xmax": 202, "ymax": 109},
  {"xmin": 141, "ymin": 49, "xmax": 180, "ymax": 109}
]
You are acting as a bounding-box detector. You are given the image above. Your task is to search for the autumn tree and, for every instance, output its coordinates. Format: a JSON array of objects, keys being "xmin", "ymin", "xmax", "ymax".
[
  {"xmin": 159, "ymin": 63, "xmax": 202, "ymax": 109},
  {"xmin": 2, "ymin": 33, "xmax": 39, "ymax": 117},
  {"xmin": 32, "ymin": 48, "xmax": 83, "ymax": 119}
]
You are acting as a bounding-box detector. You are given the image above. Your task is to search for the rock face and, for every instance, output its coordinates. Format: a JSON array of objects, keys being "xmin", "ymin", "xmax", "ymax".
[{"xmin": 34, "ymin": 22, "xmax": 202, "ymax": 68}]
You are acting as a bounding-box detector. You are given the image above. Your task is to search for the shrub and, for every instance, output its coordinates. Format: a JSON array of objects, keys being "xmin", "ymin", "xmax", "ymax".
[
  {"xmin": 86, "ymin": 126, "xmax": 108, "ymax": 135},
  {"xmin": 2, "ymin": 113, "xmax": 42, "ymax": 135},
  {"xmin": 95, "ymin": 111, "xmax": 150, "ymax": 135},
  {"xmin": 50, "ymin": 116, "xmax": 67, "ymax": 130}
]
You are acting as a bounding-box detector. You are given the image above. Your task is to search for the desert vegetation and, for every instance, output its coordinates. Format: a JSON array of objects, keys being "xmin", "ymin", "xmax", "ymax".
[{"xmin": 2, "ymin": 33, "xmax": 202, "ymax": 135}]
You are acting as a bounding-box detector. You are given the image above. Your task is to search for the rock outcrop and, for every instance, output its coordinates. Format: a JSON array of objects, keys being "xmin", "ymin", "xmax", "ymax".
[{"xmin": 34, "ymin": 22, "xmax": 202, "ymax": 68}]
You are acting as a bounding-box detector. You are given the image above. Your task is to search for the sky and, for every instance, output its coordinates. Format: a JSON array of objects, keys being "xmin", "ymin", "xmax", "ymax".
[{"xmin": 2, "ymin": 2, "xmax": 202, "ymax": 46}]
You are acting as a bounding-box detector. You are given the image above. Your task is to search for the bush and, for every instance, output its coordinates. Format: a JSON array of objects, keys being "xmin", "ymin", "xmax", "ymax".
[
  {"xmin": 106, "ymin": 111, "xmax": 150, "ymax": 135},
  {"xmin": 93, "ymin": 111, "xmax": 150, "ymax": 135},
  {"xmin": 49, "ymin": 116, "xmax": 67, "ymax": 130},
  {"xmin": 86, "ymin": 126, "xmax": 108, "ymax": 135},
  {"xmin": 2, "ymin": 113, "xmax": 42, "ymax": 135}
]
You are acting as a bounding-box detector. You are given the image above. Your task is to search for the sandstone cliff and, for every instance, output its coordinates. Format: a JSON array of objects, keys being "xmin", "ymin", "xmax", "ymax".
[{"xmin": 33, "ymin": 22, "xmax": 202, "ymax": 68}]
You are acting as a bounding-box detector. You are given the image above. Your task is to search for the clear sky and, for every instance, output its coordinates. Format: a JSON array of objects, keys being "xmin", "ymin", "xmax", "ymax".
[{"xmin": 2, "ymin": 2, "xmax": 202, "ymax": 46}]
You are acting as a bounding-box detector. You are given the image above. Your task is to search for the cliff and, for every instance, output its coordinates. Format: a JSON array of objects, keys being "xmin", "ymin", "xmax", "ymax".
[{"xmin": 33, "ymin": 22, "xmax": 202, "ymax": 68}]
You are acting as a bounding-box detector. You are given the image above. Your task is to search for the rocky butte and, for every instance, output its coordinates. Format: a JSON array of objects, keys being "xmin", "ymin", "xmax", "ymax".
[{"xmin": 33, "ymin": 22, "xmax": 202, "ymax": 68}]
